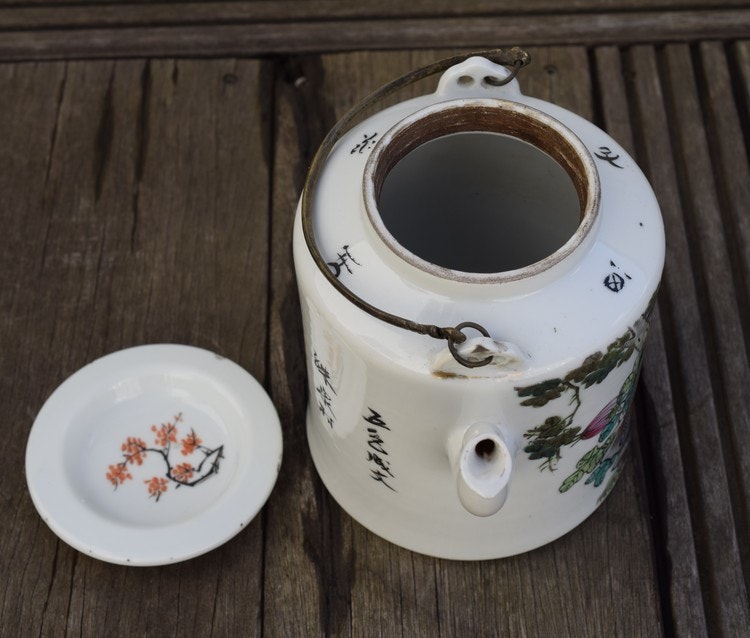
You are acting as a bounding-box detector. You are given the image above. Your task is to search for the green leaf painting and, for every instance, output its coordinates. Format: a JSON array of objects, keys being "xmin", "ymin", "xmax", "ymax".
[{"xmin": 515, "ymin": 308, "xmax": 652, "ymax": 494}]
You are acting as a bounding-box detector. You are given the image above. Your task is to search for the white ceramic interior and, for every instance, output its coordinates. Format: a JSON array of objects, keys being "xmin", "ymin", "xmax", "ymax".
[
  {"xmin": 363, "ymin": 99, "xmax": 600, "ymax": 284},
  {"xmin": 377, "ymin": 131, "xmax": 581, "ymax": 273}
]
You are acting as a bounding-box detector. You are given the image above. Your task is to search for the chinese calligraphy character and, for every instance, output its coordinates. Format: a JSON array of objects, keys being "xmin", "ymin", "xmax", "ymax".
[
  {"xmin": 327, "ymin": 245, "xmax": 361, "ymax": 278},
  {"xmin": 316, "ymin": 384, "xmax": 335, "ymax": 415},
  {"xmin": 364, "ymin": 408, "xmax": 389, "ymax": 430},
  {"xmin": 367, "ymin": 451, "xmax": 394, "ymax": 478},
  {"xmin": 316, "ymin": 399, "xmax": 334, "ymax": 427},
  {"xmin": 350, "ymin": 132, "xmax": 378, "ymax": 154},
  {"xmin": 603, "ymin": 260, "xmax": 632, "ymax": 293},
  {"xmin": 604, "ymin": 273, "xmax": 625, "ymax": 292},
  {"xmin": 313, "ymin": 351, "xmax": 337, "ymax": 427},
  {"xmin": 366, "ymin": 429, "xmax": 388, "ymax": 455},
  {"xmin": 313, "ymin": 351, "xmax": 336, "ymax": 395},
  {"xmin": 364, "ymin": 407, "xmax": 395, "ymax": 491},
  {"xmin": 370, "ymin": 468, "xmax": 396, "ymax": 491},
  {"xmin": 594, "ymin": 146, "xmax": 624, "ymax": 169}
]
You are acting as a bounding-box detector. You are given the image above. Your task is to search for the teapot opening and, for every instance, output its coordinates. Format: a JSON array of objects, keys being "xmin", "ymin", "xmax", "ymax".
[
  {"xmin": 475, "ymin": 438, "xmax": 497, "ymax": 460},
  {"xmin": 364, "ymin": 101, "xmax": 599, "ymax": 282}
]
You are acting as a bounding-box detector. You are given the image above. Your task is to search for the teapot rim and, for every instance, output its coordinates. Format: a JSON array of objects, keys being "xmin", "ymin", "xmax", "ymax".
[{"xmin": 362, "ymin": 97, "xmax": 601, "ymax": 285}]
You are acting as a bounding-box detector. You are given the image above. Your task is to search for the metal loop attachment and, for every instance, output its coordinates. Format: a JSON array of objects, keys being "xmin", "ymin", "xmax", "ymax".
[
  {"xmin": 447, "ymin": 322, "xmax": 495, "ymax": 369},
  {"xmin": 483, "ymin": 58, "xmax": 525, "ymax": 86}
]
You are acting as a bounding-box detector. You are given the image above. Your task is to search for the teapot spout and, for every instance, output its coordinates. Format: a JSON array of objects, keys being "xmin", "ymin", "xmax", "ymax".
[{"xmin": 455, "ymin": 423, "xmax": 515, "ymax": 517}]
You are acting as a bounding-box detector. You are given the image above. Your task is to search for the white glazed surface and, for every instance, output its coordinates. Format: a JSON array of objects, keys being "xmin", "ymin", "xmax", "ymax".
[
  {"xmin": 25, "ymin": 344, "xmax": 282, "ymax": 566},
  {"xmin": 294, "ymin": 57, "xmax": 664, "ymax": 559}
]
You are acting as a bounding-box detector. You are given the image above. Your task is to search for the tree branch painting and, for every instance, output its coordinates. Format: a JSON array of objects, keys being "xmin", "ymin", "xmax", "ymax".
[{"xmin": 106, "ymin": 412, "xmax": 224, "ymax": 502}]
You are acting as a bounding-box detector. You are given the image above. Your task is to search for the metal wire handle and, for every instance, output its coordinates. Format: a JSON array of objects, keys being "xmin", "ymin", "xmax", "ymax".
[{"xmin": 301, "ymin": 48, "xmax": 531, "ymax": 368}]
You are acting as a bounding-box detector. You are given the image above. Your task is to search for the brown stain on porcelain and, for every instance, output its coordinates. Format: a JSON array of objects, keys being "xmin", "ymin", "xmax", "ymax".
[{"xmin": 363, "ymin": 99, "xmax": 600, "ymax": 284}]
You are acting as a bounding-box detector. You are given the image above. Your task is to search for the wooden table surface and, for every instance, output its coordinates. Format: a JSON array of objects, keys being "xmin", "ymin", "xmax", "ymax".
[{"xmin": 2, "ymin": 2, "xmax": 749, "ymax": 636}]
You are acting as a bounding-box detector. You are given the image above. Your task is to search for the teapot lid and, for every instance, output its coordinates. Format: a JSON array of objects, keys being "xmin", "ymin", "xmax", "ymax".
[{"xmin": 25, "ymin": 344, "xmax": 282, "ymax": 565}]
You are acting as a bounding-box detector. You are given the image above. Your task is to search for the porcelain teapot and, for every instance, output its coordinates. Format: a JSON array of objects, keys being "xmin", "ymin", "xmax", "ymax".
[{"xmin": 292, "ymin": 49, "xmax": 664, "ymax": 559}]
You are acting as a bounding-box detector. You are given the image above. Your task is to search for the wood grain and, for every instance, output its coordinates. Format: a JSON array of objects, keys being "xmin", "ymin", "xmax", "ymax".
[
  {"xmin": 2, "ymin": 0, "xmax": 747, "ymax": 19},
  {"xmin": 264, "ymin": 53, "xmax": 331, "ymax": 637},
  {"xmin": 2, "ymin": 30, "xmax": 750, "ymax": 637},
  {"xmin": 0, "ymin": 58, "xmax": 272, "ymax": 636},
  {"xmin": 594, "ymin": 44, "xmax": 708, "ymax": 638},
  {"xmin": 627, "ymin": 44, "xmax": 750, "ymax": 636},
  {"xmin": 1, "ymin": 9, "xmax": 750, "ymax": 61},
  {"xmin": 661, "ymin": 43, "xmax": 750, "ymax": 635},
  {"xmin": 702, "ymin": 42, "xmax": 750, "ymax": 345}
]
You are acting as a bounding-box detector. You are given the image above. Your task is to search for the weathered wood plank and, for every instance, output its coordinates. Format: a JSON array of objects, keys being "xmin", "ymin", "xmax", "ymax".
[
  {"xmin": 268, "ymin": 46, "xmax": 663, "ymax": 637},
  {"xmin": 1, "ymin": 10, "xmax": 749, "ymax": 62},
  {"xmin": 627, "ymin": 44, "xmax": 750, "ymax": 636},
  {"xmin": 3, "ymin": 38, "xmax": 748, "ymax": 637},
  {"xmin": 0, "ymin": 58, "xmax": 272, "ymax": 635},
  {"xmin": 722, "ymin": 41, "xmax": 750, "ymax": 318},
  {"xmin": 523, "ymin": 46, "xmax": 593, "ymax": 118},
  {"xmin": 594, "ymin": 44, "xmax": 708, "ymax": 638},
  {"xmin": 661, "ymin": 44, "xmax": 750, "ymax": 631},
  {"xmin": 696, "ymin": 40, "xmax": 750, "ymax": 590},
  {"xmin": 2, "ymin": 0, "xmax": 747, "ymax": 22},
  {"xmin": 734, "ymin": 41, "xmax": 750, "ymax": 119},
  {"xmin": 0, "ymin": 60, "xmax": 69, "ymax": 638},
  {"xmin": 264, "ymin": 54, "xmax": 331, "ymax": 637},
  {"xmin": 593, "ymin": 46, "xmax": 636, "ymax": 152}
]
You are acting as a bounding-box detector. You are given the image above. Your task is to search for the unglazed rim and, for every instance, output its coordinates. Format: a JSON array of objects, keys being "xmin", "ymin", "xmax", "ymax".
[{"xmin": 363, "ymin": 98, "xmax": 601, "ymax": 284}]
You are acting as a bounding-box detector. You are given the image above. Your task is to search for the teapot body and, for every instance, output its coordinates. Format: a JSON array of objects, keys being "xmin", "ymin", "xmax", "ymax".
[{"xmin": 293, "ymin": 55, "xmax": 664, "ymax": 559}]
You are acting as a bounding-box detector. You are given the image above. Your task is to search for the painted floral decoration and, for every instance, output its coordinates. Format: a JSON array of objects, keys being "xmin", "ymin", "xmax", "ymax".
[
  {"xmin": 515, "ymin": 306, "xmax": 652, "ymax": 496},
  {"xmin": 106, "ymin": 412, "xmax": 224, "ymax": 502}
]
